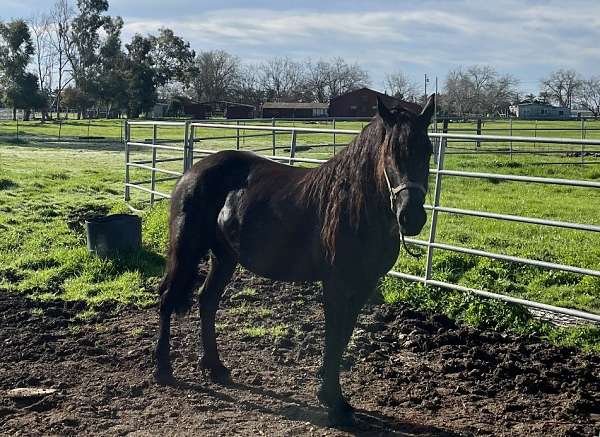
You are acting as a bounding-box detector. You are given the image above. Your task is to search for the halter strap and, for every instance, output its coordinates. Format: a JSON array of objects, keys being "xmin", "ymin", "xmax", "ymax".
[{"xmin": 383, "ymin": 167, "xmax": 427, "ymax": 211}]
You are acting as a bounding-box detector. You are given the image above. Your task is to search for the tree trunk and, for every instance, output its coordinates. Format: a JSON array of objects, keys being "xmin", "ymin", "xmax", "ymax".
[
  {"xmin": 12, "ymin": 108, "xmax": 17, "ymax": 121},
  {"xmin": 24, "ymin": 109, "xmax": 31, "ymax": 121}
]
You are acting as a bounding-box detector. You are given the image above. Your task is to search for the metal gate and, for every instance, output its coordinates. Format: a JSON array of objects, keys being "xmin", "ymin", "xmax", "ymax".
[{"xmin": 125, "ymin": 120, "xmax": 600, "ymax": 324}]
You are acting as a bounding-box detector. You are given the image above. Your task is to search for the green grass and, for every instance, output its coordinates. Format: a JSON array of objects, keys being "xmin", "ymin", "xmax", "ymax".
[
  {"xmin": 0, "ymin": 141, "xmax": 162, "ymax": 313},
  {"xmin": 240, "ymin": 324, "xmax": 289, "ymax": 338},
  {"xmin": 1, "ymin": 119, "xmax": 599, "ymax": 350}
]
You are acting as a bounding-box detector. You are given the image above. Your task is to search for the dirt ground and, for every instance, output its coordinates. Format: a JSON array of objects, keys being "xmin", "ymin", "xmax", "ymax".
[{"xmin": 1, "ymin": 269, "xmax": 599, "ymax": 436}]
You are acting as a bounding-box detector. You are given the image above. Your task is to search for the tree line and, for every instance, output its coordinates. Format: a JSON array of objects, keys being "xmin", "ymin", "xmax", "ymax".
[{"xmin": 1, "ymin": 0, "xmax": 599, "ymax": 120}]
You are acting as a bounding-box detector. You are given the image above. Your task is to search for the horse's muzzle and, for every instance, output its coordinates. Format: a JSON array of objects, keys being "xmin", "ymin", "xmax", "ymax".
[{"xmin": 397, "ymin": 206, "xmax": 427, "ymax": 236}]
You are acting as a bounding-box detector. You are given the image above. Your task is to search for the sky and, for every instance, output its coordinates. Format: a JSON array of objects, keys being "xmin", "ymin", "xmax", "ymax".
[{"xmin": 3, "ymin": 0, "xmax": 600, "ymax": 95}]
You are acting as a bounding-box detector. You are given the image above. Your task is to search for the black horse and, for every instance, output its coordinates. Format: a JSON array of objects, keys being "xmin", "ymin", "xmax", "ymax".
[{"xmin": 154, "ymin": 95, "xmax": 435, "ymax": 425}]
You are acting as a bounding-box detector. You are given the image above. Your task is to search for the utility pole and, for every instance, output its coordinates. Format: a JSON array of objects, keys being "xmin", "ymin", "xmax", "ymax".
[{"xmin": 424, "ymin": 73, "xmax": 429, "ymax": 100}]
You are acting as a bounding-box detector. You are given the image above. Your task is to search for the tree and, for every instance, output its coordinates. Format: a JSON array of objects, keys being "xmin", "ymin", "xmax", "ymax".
[
  {"xmin": 48, "ymin": 0, "xmax": 74, "ymax": 116},
  {"xmin": 385, "ymin": 71, "xmax": 419, "ymax": 102},
  {"xmin": 0, "ymin": 19, "xmax": 45, "ymax": 120},
  {"xmin": 578, "ymin": 78, "xmax": 600, "ymax": 118},
  {"xmin": 124, "ymin": 34, "xmax": 157, "ymax": 118},
  {"xmin": 149, "ymin": 28, "xmax": 195, "ymax": 87},
  {"xmin": 258, "ymin": 57, "xmax": 304, "ymax": 102},
  {"xmin": 322, "ymin": 57, "xmax": 369, "ymax": 100},
  {"xmin": 29, "ymin": 12, "xmax": 54, "ymax": 119},
  {"xmin": 540, "ymin": 69, "xmax": 582, "ymax": 109},
  {"xmin": 444, "ymin": 65, "xmax": 518, "ymax": 116},
  {"xmin": 189, "ymin": 50, "xmax": 240, "ymax": 102},
  {"xmin": 96, "ymin": 16, "xmax": 127, "ymax": 117},
  {"xmin": 66, "ymin": 0, "xmax": 111, "ymax": 116},
  {"xmin": 232, "ymin": 64, "xmax": 263, "ymax": 107},
  {"xmin": 302, "ymin": 58, "xmax": 369, "ymax": 102}
]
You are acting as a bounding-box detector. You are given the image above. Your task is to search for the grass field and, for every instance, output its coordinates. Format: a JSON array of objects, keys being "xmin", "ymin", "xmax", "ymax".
[{"xmin": 1, "ymin": 117, "xmax": 599, "ymax": 349}]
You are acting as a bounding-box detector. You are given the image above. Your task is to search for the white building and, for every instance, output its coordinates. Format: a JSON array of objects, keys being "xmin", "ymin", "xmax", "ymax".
[{"xmin": 509, "ymin": 102, "xmax": 570, "ymax": 120}]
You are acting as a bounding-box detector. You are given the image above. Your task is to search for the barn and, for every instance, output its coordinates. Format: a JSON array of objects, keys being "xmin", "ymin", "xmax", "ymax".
[
  {"xmin": 224, "ymin": 103, "xmax": 255, "ymax": 119},
  {"xmin": 509, "ymin": 102, "xmax": 570, "ymax": 120},
  {"xmin": 183, "ymin": 103, "xmax": 211, "ymax": 120},
  {"xmin": 329, "ymin": 88, "xmax": 422, "ymax": 117},
  {"xmin": 261, "ymin": 102, "xmax": 329, "ymax": 119}
]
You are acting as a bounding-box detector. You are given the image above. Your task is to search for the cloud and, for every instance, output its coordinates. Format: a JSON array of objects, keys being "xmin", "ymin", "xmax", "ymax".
[{"xmin": 3, "ymin": 0, "xmax": 600, "ymax": 92}]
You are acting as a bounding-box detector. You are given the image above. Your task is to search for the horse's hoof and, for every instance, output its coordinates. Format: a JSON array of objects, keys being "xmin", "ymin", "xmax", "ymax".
[
  {"xmin": 153, "ymin": 368, "xmax": 176, "ymax": 386},
  {"xmin": 203, "ymin": 364, "xmax": 232, "ymax": 385},
  {"xmin": 317, "ymin": 387, "xmax": 333, "ymax": 407},
  {"xmin": 327, "ymin": 403, "xmax": 355, "ymax": 428}
]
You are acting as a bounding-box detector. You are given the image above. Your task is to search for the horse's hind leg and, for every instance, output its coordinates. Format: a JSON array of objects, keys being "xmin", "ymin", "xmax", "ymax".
[
  {"xmin": 198, "ymin": 242, "xmax": 237, "ymax": 383},
  {"xmin": 154, "ymin": 216, "xmax": 210, "ymax": 385}
]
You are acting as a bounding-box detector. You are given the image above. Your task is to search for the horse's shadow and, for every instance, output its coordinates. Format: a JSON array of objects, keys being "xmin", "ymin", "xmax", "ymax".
[{"xmin": 174, "ymin": 378, "xmax": 459, "ymax": 436}]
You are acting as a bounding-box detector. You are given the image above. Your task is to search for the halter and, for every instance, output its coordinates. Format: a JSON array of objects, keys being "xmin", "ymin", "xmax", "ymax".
[
  {"xmin": 383, "ymin": 166, "xmax": 427, "ymax": 259},
  {"xmin": 382, "ymin": 166, "xmax": 427, "ymax": 212}
]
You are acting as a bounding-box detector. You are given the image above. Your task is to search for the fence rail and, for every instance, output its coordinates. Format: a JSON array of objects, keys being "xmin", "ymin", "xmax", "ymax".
[{"xmin": 124, "ymin": 120, "xmax": 600, "ymax": 324}]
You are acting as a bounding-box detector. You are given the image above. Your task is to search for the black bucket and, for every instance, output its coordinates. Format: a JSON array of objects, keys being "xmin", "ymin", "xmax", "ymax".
[{"xmin": 85, "ymin": 214, "xmax": 142, "ymax": 258}]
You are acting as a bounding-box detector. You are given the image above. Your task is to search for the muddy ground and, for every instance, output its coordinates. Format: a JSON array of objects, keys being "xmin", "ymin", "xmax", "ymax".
[{"xmin": 1, "ymin": 269, "xmax": 599, "ymax": 436}]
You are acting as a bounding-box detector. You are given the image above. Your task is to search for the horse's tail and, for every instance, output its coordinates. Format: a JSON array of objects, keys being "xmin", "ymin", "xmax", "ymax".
[
  {"xmin": 157, "ymin": 211, "xmax": 212, "ymax": 315},
  {"xmin": 157, "ymin": 152, "xmax": 247, "ymax": 315}
]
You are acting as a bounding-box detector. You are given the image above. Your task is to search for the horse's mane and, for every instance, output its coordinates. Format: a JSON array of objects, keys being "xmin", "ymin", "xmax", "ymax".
[{"xmin": 298, "ymin": 112, "xmax": 414, "ymax": 260}]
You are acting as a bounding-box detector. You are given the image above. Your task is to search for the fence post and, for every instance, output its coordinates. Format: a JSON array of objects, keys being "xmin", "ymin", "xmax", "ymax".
[
  {"xmin": 509, "ymin": 117, "xmax": 513, "ymax": 160},
  {"xmin": 236, "ymin": 120, "xmax": 240, "ymax": 150},
  {"xmin": 87, "ymin": 118, "xmax": 91, "ymax": 142},
  {"xmin": 184, "ymin": 121, "xmax": 191, "ymax": 172},
  {"xmin": 189, "ymin": 124, "xmax": 195, "ymax": 168},
  {"xmin": 124, "ymin": 121, "xmax": 131, "ymax": 202},
  {"xmin": 424, "ymin": 136, "xmax": 447, "ymax": 281},
  {"xmin": 288, "ymin": 130, "xmax": 297, "ymax": 165},
  {"xmin": 581, "ymin": 118, "xmax": 585, "ymax": 165},
  {"xmin": 271, "ymin": 118, "xmax": 276, "ymax": 156},
  {"xmin": 16, "ymin": 117, "xmax": 19, "ymax": 141},
  {"xmin": 476, "ymin": 118, "xmax": 481, "ymax": 148},
  {"xmin": 150, "ymin": 124, "xmax": 157, "ymax": 206},
  {"xmin": 332, "ymin": 118, "xmax": 336, "ymax": 157}
]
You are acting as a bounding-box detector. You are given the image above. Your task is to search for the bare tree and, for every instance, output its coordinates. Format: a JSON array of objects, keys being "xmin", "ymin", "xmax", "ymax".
[
  {"xmin": 578, "ymin": 77, "xmax": 600, "ymax": 118},
  {"xmin": 48, "ymin": 0, "xmax": 74, "ymax": 117},
  {"xmin": 385, "ymin": 71, "xmax": 419, "ymax": 102},
  {"xmin": 301, "ymin": 57, "xmax": 369, "ymax": 102},
  {"xmin": 540, "ymin": 69, "xmax": 582, "ymax": 109},
  {"xmin": 444, "ymin": 65, "xmax": 518, "ymax": 116},
  {"xmin": 258, "ymin": 57, "xmax": 304, "ymax": 102},
  {"xmin": 444, "ymin": 68, "xmax": 471, "ymax": 115},
  {"xmin": 324, "ymin": 57, "xmax": 369, "ymax": 99},
  {"xmin": 189, "ymin": 50, "xmax": 240, "ymax": 102},
  {"xmin": 29, "ymin": 12, "xmax": 55, "ymax": 119},
  {"xmin": 232, "ymin": 63, "xmax": 263, "ymax": 106},
  {"xmin": 303, "ymin": 59, "xmax": 330, "ymax": 102}
]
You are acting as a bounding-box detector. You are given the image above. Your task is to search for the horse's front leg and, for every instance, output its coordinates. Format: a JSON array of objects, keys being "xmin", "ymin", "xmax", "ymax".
[{"xmin": 318, "ymin": 275, "xmax": 374, "ymax": 426}]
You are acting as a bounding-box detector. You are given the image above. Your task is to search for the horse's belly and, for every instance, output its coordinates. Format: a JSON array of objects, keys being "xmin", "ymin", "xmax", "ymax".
[
  {"xmin": 217, "ymin": 191, "xmax": 325, "ymax": 282},
  {"xmin": 238, "ymin": 228, "xmax": 325, "ymax": 282}
]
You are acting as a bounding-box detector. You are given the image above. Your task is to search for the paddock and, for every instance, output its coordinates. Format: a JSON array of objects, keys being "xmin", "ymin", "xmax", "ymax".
[{"xmin": 124, "ymin": 119, "xmax": 600, "ymax": 325}]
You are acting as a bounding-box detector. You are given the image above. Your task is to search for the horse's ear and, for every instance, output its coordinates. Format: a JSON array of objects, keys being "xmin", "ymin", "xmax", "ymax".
[
  {"xmin": 419, "ymin": 94, "xmax": 436, "ymax": 126},
  {"xmin": 376, "ymin": 96, "xmax": 394, "ymax": 127}
]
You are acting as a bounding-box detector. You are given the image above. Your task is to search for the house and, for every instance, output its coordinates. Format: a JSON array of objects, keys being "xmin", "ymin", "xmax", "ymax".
[
  {"xmin": 329, "ymin": 88, "xmax": 422, "ymax": 118},
  {"xmin": 261, "ymin": 102, "xmax": 329, "ymax": 119},
  {"xmin": 509, "ymin": 102, "xmax": 570, "ymax": 120}
]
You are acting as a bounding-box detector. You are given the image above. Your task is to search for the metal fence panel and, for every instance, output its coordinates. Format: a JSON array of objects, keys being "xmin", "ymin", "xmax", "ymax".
[{"xmin": 124, "ymin": 120, "xmax": 600, "ymax": 323}]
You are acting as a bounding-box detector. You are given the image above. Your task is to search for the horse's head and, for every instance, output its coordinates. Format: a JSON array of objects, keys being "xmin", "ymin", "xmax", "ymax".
[{"xmin": 377, "ymin": 94, "xmax": 435, "ymax": 236}]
